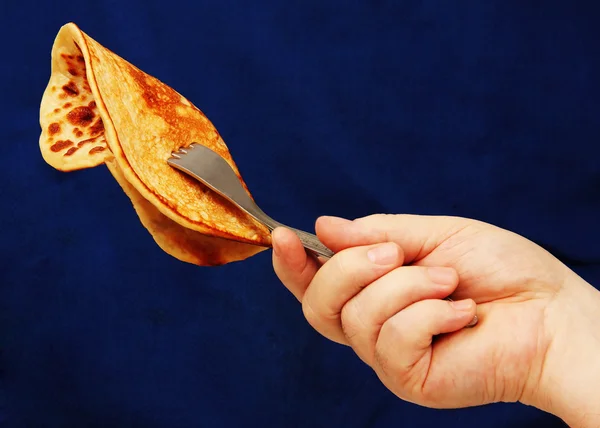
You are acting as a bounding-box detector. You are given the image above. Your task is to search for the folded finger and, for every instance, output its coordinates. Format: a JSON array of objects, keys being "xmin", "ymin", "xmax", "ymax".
[
  {"xmin": 302, "ymin": 241, "xmax": 404, "ymax": 344},
  {"xmin": 373, "ymin": 298, "xmax": 477, "ymax": 394},
  {"xmin": 341, "ymin": 266, "xmax": 460, "ymax": 365}
]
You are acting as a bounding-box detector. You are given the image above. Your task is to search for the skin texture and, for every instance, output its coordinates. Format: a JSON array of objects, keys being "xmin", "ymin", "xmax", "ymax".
[{"xmin": 272, "ymin": 214, "xmax": 600, "ymax": 427}]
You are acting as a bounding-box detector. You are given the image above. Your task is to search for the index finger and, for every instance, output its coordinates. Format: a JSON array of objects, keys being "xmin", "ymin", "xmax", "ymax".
[
  {"xmin": 316, "ymin": 214, "xmax": 475, "ymax": 264},
  {"xmin": 272, "ymin": 227, "xmax": 320, "ymax": 301}
]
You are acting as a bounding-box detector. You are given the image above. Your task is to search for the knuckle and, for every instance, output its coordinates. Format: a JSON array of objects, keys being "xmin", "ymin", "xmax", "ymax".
[
  {"xmin": 359, "ymin": 213, "xmax": 394, "ymax": 223},
  {"xmin": 302, "ymin": 294, "xmax": 349, "ymax": 346},
  {"xmin": 374, "ymin": 322, "xmax": 417, "ymax": 395},
  {"xmin": 332, "ymin": 250, "xmax": 352, "ymax": 279},
  {"xmin": 354, "ymin": 214, "xmax": 396, "ymax": 242},
  {"xmin": 341, "ymin": 321, "xmax": 358, "ymax": 341},
  {"xmin": 373, "ymin": 340, "xmax": 391, "ymax": 377},
  {"xmin": 301, "ymin": 298, "xmax": 322, "ymax": 331},
  {"xmin": 340, "ymin": 299, "xmax": 364, "ymax": 341},
  {"xmin": 378, "ymin": 317, "xmax": 398, "ymax": 342},
  {"xmin": 355, "ymin": 214, "xmax": 392, "ymax": 231}
]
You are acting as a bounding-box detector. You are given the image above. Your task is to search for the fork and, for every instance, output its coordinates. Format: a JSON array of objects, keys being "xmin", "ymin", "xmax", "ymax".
[
  {"xmin": 167, "ymin": 143, "xmax": 334, "ymax": 259},
  {"xmin": 167, "ymin": 144, "xmax": 477, "ymax": 326}
]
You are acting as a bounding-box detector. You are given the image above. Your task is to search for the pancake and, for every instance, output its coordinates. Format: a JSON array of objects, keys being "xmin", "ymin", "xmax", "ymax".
[
  {"xmin": 39, "ymin": 22, "xmax": 271, "ymax": 265},
  {"xmin": 106, "ymin": 159, "xmax": 266, "ymax": 265}
]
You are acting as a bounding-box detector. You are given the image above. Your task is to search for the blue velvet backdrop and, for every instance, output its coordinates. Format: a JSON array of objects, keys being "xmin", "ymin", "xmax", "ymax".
[{"xmin": 1, "ymin": 0, "xmax": 599, "ymax": 427}]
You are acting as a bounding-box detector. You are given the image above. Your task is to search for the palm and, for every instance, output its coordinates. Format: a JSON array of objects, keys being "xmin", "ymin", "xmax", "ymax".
[{"xmin": 406, "ymin": 222, "xmax": 564, "ymax": 407}]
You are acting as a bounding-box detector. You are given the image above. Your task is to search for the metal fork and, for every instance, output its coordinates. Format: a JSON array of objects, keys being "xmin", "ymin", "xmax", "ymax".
[
  {"xmin": 167, "ymin": 144, "xmax": 477, "ymax": 326},
  {"xmin": 167, "ymin": 143, "xmax": 334, "ymax": 259}
]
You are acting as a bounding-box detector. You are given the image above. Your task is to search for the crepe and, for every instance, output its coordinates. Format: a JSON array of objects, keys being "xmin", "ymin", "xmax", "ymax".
[{"xmin": 39, "ymin": 22, "xmax": 271, "ymax": 265}]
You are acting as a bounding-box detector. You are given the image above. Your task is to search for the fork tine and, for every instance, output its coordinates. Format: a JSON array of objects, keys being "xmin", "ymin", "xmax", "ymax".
[{"xmin": 166, "ymin": 142, "xmax": 336, "ymax": 259}]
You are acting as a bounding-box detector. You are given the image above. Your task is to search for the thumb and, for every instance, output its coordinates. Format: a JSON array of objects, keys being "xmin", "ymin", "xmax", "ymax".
[{"xmin": 316, "ymin": 214, "xmax": 475, "ymax": 264}]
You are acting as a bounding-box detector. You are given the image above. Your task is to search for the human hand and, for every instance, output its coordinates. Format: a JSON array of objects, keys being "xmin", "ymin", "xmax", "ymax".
[{"xmin": 272, "ymin": 215, "xmax": 600, "ymax": 426}]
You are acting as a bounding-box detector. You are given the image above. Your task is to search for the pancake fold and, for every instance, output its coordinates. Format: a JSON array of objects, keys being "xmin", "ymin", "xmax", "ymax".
[{"xmin": 40, "ymin": 22, "xmax": 271, "ymax": 266}]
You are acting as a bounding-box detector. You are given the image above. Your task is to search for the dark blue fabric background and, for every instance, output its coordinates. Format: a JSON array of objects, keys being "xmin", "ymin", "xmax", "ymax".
[{"xmin": 1, "ymin": 0, "xmax": 599, "ymax": 426}]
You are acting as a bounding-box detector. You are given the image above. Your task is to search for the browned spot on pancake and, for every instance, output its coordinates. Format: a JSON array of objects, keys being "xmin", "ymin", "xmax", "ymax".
[
  {"xmin": 53, "ymin": 108, "xmax": 60, "ymax": 113},
  {"xmin": 77, "ymin": 136, "xmax": 100, "ymax": 147},
  {"xmin": 75, "ymin": 129, "xmax": 84, "ymax": 138},
  {"xmin": 67, "ymin": 106, "xmax": 95, "ymax": 126},
  {"xmin": 62, "ymin": 81, "xmax": 79, "ymax": 97},
  {"xmin": 129, "ymin": 65, "xmax": 174, "ymax": 107},
  {"xmin": 48, "ymin": 123, "xmax": 61, "ymax": 135},
  {"xmin": 51, "ymin": 86, "xmax": 56, "ymax": 92},
  {"xmin": 125, "ymin": 63, "xmax": 196, "ymax": 130},
  {"xmin": 65, "ymin": 147, "xmax": 79, "ymax": 156},
  {"xmin": 50, "ymin": 140, "xmax": 73, "ymax": 152},
  {"xmin": 88, "ymin": 101, "xmax": 96, "ymax": 108},
  {"xmin": 141, "ymin": 89, "xmax": 159, "ymax": 107},
  {"xmin": 89, "ymin": 146, "xmax": 106, "ymax": 155},
  {"xmin": 68, "ymin": 67, "xmax": 78, "ymax": 76},
  {"xmin": 59, "ymin": 93, "xmax": 67, "ymax": 99},
  {"xmin": 89, "ymin": 118, "xmax": 104, "ymax": 135},
  {"xmin": 63, "ymin": 102, "xmax": 72, "ymax": 109},
  {"xmin": 80, "ymin": 95, "xmax": 87, "ymax": 101},
  {"xmin": 60, "ymin": 53, "xmax": 73, "ymax": 60},
  {"xmin": 77, "ymin": 55, "xmax": 84, "ymax": 63}
]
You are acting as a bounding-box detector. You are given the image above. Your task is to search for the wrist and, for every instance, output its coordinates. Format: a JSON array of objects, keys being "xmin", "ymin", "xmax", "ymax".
[{"xmin": 522, "ymin": 271, "xmax": 600, "ymax": 427}]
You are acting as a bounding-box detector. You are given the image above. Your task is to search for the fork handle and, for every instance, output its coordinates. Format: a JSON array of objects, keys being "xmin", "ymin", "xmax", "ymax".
[
  {"xmin": 244, "ymin": 205, "xmax": 334, "ymax": 259},
  {"xmin": 277, "ymin": 225, "xmax": 334, "ymax": 259}
]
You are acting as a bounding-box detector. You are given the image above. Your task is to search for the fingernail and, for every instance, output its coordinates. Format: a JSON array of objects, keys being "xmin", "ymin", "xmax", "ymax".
[
  {"xmin": 427, "ymin": 267, "xmax": 457, "ymax": 285},
  {"xmin": 467, "ymin": 315, "xmax": 478, "ymax": 327},
  {"xmin": 367, "ymin": 242, "xmax": 399, "ymax": 265},
  {"xmin": 450, "ymin": 299, "xmax": 474, "ymax": 311}
]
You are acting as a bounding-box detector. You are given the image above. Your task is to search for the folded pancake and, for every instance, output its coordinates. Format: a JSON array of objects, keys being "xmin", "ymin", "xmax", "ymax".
[
  {"xmin": 39, "ymin": 22, "xmax": 271, "ymax": 265},
  {"xmin": 106, "ymin": 159, "xmax": 268, "ymax": 265}
]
